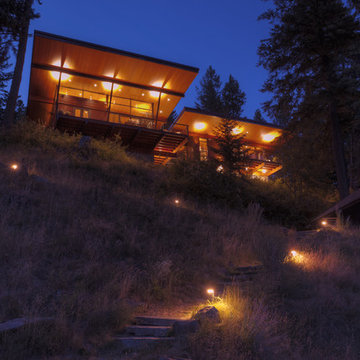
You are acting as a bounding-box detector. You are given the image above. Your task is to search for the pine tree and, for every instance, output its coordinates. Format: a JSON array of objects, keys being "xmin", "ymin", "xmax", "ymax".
[
  {"xmin": 258, "ymin": 0, "xmax": 360, "ymax": 199},
  {"xmin": 221, "ymin": 74, "xmax": 246, "ymax": 119},
  {"xmin": 254, "ymin": 109, "xmax": 266, "ymax": 124},
  {"xmin": 2, "ymin": 0, "xmax": 40, "ymax": 126},
  {"xmin": 195, "ymin": 66, "xmax": 222, "ymax": 114},
  {"xmin": 213, "ymin": 119, "xmax": 249, "ymax": 175},
  {"xmin": 214, "ymin": 75, "xmax": 248, "ymax": 174}
]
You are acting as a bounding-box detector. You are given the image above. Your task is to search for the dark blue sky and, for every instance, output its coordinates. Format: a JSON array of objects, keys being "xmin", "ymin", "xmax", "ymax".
[{"xmin": 21, "ymin": 0, "xmax": 273, "ymax": 120}]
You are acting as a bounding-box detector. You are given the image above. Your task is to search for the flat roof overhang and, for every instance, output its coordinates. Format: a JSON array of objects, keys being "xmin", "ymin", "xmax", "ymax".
[
  {"xmin": 172, "ymin": 107, "xmax": 284, "ymax": 146},
  {"xmin": 28, "ymin": 31, "xmax": 199, "ymax": 123}
]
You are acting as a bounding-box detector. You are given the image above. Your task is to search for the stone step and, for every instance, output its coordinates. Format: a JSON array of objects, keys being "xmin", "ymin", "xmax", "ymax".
[
  {"xmin": 114, "ymin": 336, "xmax": 176, "ymax": 350},
  {"xmin": 125, "ymin": 325, "xmax": 172, "ymax": 337},
  {"xmin": 0, "ymin": 317, "xmax": 53, "ymax": 334},
  {"xmin": 228, "ymin": 265, "xmax": 264, "ymax": 275},
  {"xmin": 135, "ymin": 316, "xmax": 184, "ymax": 327}
]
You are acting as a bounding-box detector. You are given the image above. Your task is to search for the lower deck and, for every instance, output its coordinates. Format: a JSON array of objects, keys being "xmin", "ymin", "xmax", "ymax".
[{"xmin": 56, "ymin": 115, "xmax": 188, "ymax": 165}]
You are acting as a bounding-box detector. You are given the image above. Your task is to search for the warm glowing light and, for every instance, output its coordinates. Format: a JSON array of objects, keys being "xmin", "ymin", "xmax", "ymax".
[
  {"xmin": 167, "ymin": 98, "xmax": 171, "ymax": 102},
  {"xmin": 150, "ymin": 81, "xmax": 163, "ymax": 97},
  {"xmin": 50, "ymin": 71, "xmax": 71, "ymax": 81},
  {"xmin": 141, "ymin": 93, "xmax": 145, "ymax": 96},
  {"xmin": 261, "ymin": 169, "xmax": 267, "ymax": 174},
  {"xmin": 174, "ymin": 199, "xmax": 180, "ymax": 204},
  {"xmin": 207, "ymin": 288, "xmax": 215, "ymax": 296},
  {"xmin": 217, "ymin": 165, "xmax": 224, "ymax": 173},
  {"xmin": 160, "ymin": 110, "xmax": 163, "ymax": 114},
  {"xmin": 321, "ymin": 220, "xmax": 328, "ymax": 226},
  {"xmin": 287, "ymin": 249, "xmax": 305, "ymax": 264},
  {"xmin": 10, "ymin": 164, "xmax": 18, "ymax": 170},
  {"xmin": 94, "ymin": 84, "xmax": 97, "ymax": 87},
  {"xmin": 232, "ymin": 126, "xmax": 243, "ymax": 135},
  {"xmin": 102, "ymin": 82, "xmax": 120, "ymax": 92},
  {"xmin": 50, "ymin": 60, "xmax": 71, "ymax": 81},
  {"xmin": 262, "ymin": 132, "xmax": 280, "ymax": 143},
  {"xmin": 194, "ymin": 122, "xmax": 207, "ymax": 131}
]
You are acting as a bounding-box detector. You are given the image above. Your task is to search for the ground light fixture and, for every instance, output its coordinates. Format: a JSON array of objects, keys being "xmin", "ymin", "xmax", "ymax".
[
  {"xmin": 288, "ymin": 249, "xmax": 305, "ymax": 264},
  {"xmin": 207, "ymin": 288, "xmax": 215, "ymax": 299}
]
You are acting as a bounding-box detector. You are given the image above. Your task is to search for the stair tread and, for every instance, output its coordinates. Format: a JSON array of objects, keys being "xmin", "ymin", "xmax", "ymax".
[
  {"xmin": 127, "ymin": 325, "xmax": 172, "ymax": 329},
  {"xmin": 115, "ymin": 336, "xmax": 176, "ymax": 340}
]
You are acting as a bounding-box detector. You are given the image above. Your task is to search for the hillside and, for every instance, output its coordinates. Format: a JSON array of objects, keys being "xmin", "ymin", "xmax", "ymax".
[{"xmin": 0, "ymin": 121, "xmax": 359, "ymax": 359}]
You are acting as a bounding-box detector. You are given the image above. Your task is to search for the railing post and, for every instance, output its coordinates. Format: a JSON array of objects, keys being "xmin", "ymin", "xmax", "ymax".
[
  {"xmin": 155, "ymin": 91, "xmax": 162, "ymax": 129},
  {"xmin": 53, "ymin": 71, "xmax": 62, "ymax": 127},
  {"xmin": 107, "ymin": 82, "xmax": 114, "ymax": 122}
]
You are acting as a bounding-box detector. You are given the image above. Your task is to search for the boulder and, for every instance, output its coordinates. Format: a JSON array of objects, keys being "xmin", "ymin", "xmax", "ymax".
[
  {"xmin": 194, "ymin": 306, "xmax": 220, "ymax": 324},
  {"xmin": 173, "ymin": 319, "xmax": 199, "ymax": 336}
]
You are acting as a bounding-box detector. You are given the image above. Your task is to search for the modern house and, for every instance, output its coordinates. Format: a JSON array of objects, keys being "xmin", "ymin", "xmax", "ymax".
[
  {"xmin": 171, "ymin": 108, "xmax": 283, "ymax": 178},
  {"xmin": 27, "ymin": 31, "xmax": 283, "ymax": 177}
]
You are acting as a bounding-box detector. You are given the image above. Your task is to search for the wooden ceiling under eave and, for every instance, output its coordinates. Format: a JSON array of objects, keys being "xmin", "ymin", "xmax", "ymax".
[
  {"xmin": 31, "ymin": 31, "xmax": 199, "ymax": 96},
  {"xmin": 174, "ymin": 108, "xmax": 284, "ymax": 147}
]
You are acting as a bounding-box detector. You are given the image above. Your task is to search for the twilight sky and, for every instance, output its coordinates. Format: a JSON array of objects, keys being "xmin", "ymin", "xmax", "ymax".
[{"xmin": 20, "ymin": 0, "xmax": 273, "ymax": 120}]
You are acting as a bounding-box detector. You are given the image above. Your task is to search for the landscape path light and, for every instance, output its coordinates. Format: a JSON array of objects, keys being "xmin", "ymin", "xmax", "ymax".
[{"xmin": 207, "ymin": 288, "xmax": 215, "ymax": 300}]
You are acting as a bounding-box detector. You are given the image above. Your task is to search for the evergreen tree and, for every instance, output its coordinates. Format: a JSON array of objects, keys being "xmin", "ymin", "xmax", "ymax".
[
  {"xmin": 213, "ymin": 119, "xmax": 249, "ymax": 175},
  {"xmin": 166, "ymin": 110, "xmax": 177, "ymax": 128},
  {"xmin": 214, "ymin": 75, "xmax": 248, "ymax": 174},
  {"xmin": 254, "ymin": 109, "xmax": 266, "ymax": 124},
  {"xmin": 221, "ymin": 74, "xmax": 246, "ymax": 119},
  {"xmin": 1, "ymin": 0, "xmax": 40, "ymax": 126},
  {"xmin": 258, "ymin": 0, "xmax": 360, "ymax": 199},
  {"xmin": 195, "ymin": 65, "xmax": 222, "ymax": 114},
  {"xmin": 0, "ymin": 36, "xmax": 11, "ymax": 118}
]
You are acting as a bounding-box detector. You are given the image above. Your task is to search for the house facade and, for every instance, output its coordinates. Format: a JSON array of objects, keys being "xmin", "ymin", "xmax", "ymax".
[{"xmin": 27, "ymin": 31, "xmax": 282, "ymax": 177}]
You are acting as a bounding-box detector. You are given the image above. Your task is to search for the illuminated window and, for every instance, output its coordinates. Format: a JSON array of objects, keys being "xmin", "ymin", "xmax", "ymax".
[
  {"xmin": 75, "ymin": 108, "xmax": 81, "ymax": 117},
  {"xmin": 83, "ymin": 110, "xmax": 89, "ymax": 119},
  {"xmin": 199, "ymin": 138, "xmax": 208, "ymax": 161}
]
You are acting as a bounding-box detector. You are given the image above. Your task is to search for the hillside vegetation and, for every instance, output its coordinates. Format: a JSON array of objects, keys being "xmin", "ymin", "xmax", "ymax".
[{"xmin": 0, "ymin": 121, "xmax": 359, "ymax": 359}]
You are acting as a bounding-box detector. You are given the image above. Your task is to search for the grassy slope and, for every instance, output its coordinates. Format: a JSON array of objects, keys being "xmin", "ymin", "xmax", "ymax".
[{"xmin": 0, "ymin": 122, "xmax": 359, "ymax": 359}]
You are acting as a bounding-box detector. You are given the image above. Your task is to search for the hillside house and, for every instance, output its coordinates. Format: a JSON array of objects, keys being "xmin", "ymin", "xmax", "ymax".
[{"xmin": 27, "ymin": 31, "xmax": 283, "ymax": 177}]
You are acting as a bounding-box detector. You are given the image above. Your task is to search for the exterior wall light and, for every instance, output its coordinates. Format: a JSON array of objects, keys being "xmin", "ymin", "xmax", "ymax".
[
  {"xmin": 232, "ymin": 126, "xmax": 243, "ymax": 135},
  {"xmin": 262, "ymin": 132, "xmax": 280, "ymax": 143},
  {"xmin": 102, "ymin": 82, "xmax": 120, "ymax": 91},
  {"xmin": 194, "ymin": 122, "xmax": 207, "ymax": 131},
  {"xmin": 174, "ymin": 199, "xmax": 180, "ymax": 205},
  {"xmin": 321, "ymin": 220, "xmax": 328, "ymax": 226},
  {"xmin": 11, "ymin": 164, "xmax": 18, "ymax": 170}
]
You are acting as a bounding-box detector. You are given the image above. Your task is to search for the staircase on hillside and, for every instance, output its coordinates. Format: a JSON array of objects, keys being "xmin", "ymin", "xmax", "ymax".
[
  {"xmin": 114, "ymin": 316, "xmax": 185, "ymax": 352},
  {"xmin": 218, "ymin": 265, "xmax": 265, "ymax": 293}
]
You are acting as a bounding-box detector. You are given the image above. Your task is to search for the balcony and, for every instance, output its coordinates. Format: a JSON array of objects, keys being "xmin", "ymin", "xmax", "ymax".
[{"xmin": 55, "ymin": 90, "xmax": 188, "ymax": 165}]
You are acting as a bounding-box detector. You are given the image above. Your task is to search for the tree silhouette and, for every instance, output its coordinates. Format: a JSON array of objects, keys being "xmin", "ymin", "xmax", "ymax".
[{"xmin": 258, "ymin": 0, "xmax": 360, "ymax": 199}]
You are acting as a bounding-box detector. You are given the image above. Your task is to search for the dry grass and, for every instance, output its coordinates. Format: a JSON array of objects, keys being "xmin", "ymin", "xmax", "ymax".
[{"xmin": 0, "ymin": 121, "xmax": 359, "ymax": 359}]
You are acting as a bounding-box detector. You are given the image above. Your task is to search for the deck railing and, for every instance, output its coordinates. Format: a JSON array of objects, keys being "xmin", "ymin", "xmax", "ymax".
[{"xmin": 57, "ymin": 102, "xmax": 188, "ymax": 136}]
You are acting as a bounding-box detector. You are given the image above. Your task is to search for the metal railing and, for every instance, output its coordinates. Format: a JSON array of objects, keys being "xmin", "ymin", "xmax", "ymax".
[{"xmin": 57, "ymin": 102, "xmax": 189, "ymax": 136}]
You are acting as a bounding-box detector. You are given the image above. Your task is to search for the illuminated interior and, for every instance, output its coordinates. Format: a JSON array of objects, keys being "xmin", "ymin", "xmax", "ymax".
[
  {"xmin": 27, "ymin": 31, "xmax": 198, "ymax": 129},
  {"xmin": 172, "ymin": 108, "xmax": 283, "ymax": 177}
]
